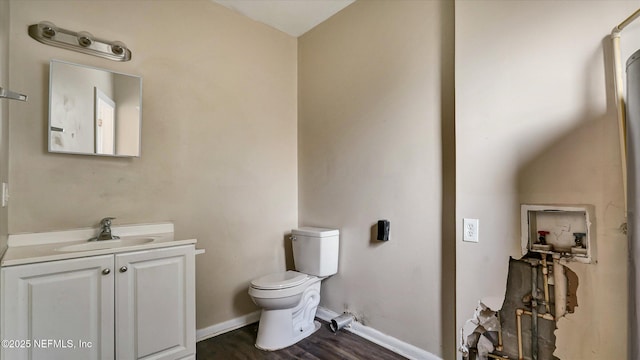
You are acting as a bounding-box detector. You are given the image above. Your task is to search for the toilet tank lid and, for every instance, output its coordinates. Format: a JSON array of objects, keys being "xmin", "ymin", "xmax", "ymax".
[{"xmin": 292, "ymin": 227, "xmax": 339, "ymax": 237}]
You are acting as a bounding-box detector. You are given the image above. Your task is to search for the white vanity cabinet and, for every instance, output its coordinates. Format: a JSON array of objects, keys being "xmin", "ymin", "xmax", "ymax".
[{"xmin": 1, "ymin": 244, "xmax": 196, "ymax": 360}]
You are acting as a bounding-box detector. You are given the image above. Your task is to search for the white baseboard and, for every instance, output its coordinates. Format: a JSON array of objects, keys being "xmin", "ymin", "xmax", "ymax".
[
  {"xmin": 196, "ymin": 310, "xmax": 261, "ymax": 342},
  {"xmin": 316, "ymin": 306, "xmax": 441, "ymax": 360}
]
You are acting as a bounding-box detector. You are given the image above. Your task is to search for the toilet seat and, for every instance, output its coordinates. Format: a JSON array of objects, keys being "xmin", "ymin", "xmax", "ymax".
[
  {"xmin": 251, "ymin": 271, "xmax": 310, "ymax": 290},
  {"xmin": 249, "ymin": 271, "xmax": 320, "ymax": 299}
]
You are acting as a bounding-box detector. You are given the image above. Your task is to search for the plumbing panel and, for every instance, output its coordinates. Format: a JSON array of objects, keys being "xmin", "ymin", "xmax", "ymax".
[{"xmin": 521, "ymin": 204, "xmax": 595, "ymax": 264}]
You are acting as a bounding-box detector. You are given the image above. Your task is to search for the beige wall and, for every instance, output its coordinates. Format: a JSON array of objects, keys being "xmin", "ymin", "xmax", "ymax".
[
  {"xmin": 298, "ymin": 1, "xmax": 454, "ymax": 357},
  {"xmin": 8, "ymin": 0, "xmax": 298, "ymax": 329},
  {"xmin": 0, "ymin": 0, "xmax": 9, "ymax": 252},
  {"xmin": 456, "ymin": 1, "xmax": 638, "ymax": 358}
]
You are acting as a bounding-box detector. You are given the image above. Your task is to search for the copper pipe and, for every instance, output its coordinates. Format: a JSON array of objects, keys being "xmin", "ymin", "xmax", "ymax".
[
  {"xmin": 541, "ymin": 257, "xmax": 551, "ymax": 313},
  {"xmin": 553, "ymin": 255, "xmax": 567, "ymax": 319},
  {"xmin": 516, "ymin": 308, "xmax": 555, "ymax": 360},
  {"xmin": 522, "ymin": 309, "xmax": 555, "ymax": 321},
  {"xmin": 612, "ymin": 8, "xmax": 640, "ymax": 34},
  {"xmin": 496, "ymin": 312, "xmax": 503, "ymax": 352},
  {"xmin": 516, "ymin": 309, "xmax": 524, "ymax": 360},
  {"xmin": 531, "ymin": 264, "xmax": 538, "ymax": 360},
  {"xmin": 610, "ymin": 8, "xmax": 640, "ymax": 212}
]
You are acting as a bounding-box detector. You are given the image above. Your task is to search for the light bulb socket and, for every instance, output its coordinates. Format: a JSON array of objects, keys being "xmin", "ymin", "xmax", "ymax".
[
  {"xmin": 39, "ymin": 21, "xmax": 57, "ymax": 38},
  {"xmin": 77, "ymin": 31, "xmax": 93, "ymax": 47},
  {"xmin": 110, "ymin": 41, "xmax": 127, "ymax": 55}
]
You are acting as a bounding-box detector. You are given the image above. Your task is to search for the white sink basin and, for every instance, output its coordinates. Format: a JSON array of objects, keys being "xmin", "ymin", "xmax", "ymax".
[{"xmin": 55, "ymin": 237, "xmax": 156, "ymax": 252}]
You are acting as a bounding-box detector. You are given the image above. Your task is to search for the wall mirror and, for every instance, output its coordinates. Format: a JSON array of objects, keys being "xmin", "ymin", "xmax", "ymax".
[{"xmin": 48, "ymin": 59, "xmax": 142, "ymax": 157}]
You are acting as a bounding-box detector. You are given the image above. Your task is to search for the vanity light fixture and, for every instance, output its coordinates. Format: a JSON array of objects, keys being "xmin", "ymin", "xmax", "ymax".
[{"xmin": 28, "ymin": 21, "xmax": 131, "ymax": 62}]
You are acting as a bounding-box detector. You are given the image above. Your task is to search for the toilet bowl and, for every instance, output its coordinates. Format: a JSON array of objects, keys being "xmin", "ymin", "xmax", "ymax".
[{"xmin": 249, "ymin": 271, "xmax": 323, "ymax": 350}]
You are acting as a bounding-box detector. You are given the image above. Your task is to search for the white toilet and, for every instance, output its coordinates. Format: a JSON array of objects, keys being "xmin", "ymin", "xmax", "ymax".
[{"xmin": 248, "ymin": 227, "xmax": 339, "ymax": 350}]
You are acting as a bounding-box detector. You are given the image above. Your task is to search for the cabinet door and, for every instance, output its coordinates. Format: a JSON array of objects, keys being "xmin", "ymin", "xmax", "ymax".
[
  {"xmin": 116, "ymin": 245, "xmax": 195, "ymax": 360},
  {"xmin": 1, "ymin": 255, "xmax": 115, "ymax": 360}
]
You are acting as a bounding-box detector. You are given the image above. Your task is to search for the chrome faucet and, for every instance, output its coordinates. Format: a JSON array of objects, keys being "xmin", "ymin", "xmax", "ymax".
[{"xmin": 90, "ymin": 217, "xmax": 120, "ymax": 241}]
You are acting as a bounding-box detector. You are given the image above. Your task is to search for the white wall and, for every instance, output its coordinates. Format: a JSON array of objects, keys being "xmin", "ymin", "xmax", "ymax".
[
  {"xmin": 456, "ymin": 1, "xmax": 638, "ymax": 358},
  {"xmin": 299, "ymin": 1, "xmax": 455, "ymax": 357},
  {"xmin": 8, "ymin": 0, "xmax": 298, "ymax": 330}
]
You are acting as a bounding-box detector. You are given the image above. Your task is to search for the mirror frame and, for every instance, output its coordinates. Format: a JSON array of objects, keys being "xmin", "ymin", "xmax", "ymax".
[{"xmin": 48, "ymin": 59, "xmax": 143, "ymax": 157}]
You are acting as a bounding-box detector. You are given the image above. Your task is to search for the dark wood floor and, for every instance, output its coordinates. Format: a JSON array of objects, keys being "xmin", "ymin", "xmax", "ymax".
[{"xmin": 196, "ymin": 320, "xmax": 407, "ymax": 359}]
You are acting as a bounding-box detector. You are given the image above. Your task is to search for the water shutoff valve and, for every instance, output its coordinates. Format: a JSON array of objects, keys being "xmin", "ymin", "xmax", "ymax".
[
  {"xmin": 537, "ymin": 230, "xmax": 550, "ymax": 245},
  {"xmin": 573, "ymin": 232, "xmax": 587, "ymax": 248}
]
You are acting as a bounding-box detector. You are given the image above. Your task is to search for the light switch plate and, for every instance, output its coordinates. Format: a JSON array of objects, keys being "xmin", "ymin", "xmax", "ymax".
[{"xmin": 463, "ymin": 218, "xmax": 479, "ymax": 242}]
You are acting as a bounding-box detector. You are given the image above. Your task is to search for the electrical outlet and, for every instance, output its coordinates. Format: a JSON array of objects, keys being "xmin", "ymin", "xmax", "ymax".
[{"xmin": 463, "ymin": 218, "xmax": 479, "ymax": 242}]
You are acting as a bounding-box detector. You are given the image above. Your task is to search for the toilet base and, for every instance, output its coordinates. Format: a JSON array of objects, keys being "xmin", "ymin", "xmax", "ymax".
[
  {"xmin": 254, "ymin": 282, "xmax": 321, "ymax": 351},
  {"xmin": 255, "ymin": 320, "xmax": 321, "ymax": 351}
]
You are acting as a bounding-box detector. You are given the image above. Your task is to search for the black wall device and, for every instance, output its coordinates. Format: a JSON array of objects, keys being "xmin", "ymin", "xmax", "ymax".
[{"xmin": 377, "ymin": 220, "xmax": 390, "ymax": 241}]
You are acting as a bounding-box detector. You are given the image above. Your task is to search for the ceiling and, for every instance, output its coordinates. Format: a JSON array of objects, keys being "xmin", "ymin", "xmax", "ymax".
[{"xmin": 212, "ymin": 0, "xmax": 355, "ymax": 37}]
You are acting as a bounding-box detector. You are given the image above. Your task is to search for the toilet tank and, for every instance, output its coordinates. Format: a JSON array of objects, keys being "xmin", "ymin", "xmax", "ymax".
[{"xmin": 291, "ymin": 227, "xmax": 339, "ymax": 277}]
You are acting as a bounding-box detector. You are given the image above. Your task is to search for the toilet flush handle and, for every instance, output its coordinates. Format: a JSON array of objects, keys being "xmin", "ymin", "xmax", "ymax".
[{"xmin": 289, "ymin": 235, "xmax": 297, "ymax": 241}]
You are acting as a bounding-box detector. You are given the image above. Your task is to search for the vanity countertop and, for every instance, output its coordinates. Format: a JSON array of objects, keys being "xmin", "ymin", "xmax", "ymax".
[{"xmin": 1, "ymin": 222, "xmax": 199, "ymax": 267}]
